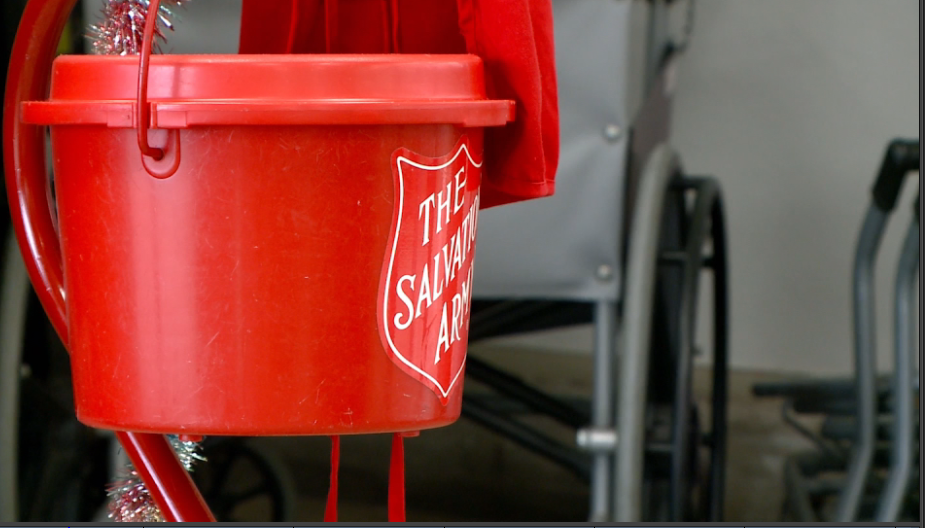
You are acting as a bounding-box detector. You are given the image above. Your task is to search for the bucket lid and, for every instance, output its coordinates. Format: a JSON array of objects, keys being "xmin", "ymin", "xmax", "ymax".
[{"xmin": 22, "ymin": 55, "xmax": 514, "ymax": 128}]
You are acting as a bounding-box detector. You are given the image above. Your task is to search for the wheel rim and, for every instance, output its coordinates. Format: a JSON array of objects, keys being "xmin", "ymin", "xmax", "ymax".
[{"xmin": 193, "ymin": 439, "xmax": 294, "ymax": 522}]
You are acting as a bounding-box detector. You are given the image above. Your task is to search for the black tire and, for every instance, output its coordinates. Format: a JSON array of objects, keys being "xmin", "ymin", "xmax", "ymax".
[
  {"xmin": 641, "ymin": 175, "xmax": 727, "ymax": 522},
  {"xmin": 193, "ymin": 438, "xmax": 297, "ymax": 522}
]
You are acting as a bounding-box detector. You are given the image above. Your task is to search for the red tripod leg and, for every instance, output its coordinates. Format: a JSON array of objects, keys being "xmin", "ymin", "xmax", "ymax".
[{"xmin": 117, "ymin": 431, "xmax": 216, "ymax": 522}]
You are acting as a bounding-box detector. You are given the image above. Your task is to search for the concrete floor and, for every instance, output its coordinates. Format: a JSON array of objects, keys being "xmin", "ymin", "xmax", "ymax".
[{"xmin": 228, "ymin": 344, "xmax": 824, "ymax": 522}]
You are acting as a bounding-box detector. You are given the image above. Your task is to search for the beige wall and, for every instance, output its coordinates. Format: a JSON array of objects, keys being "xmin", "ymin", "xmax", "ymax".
[
  {"xmin": 673, "ymin": 0, "xmax": 919, "ymax": 375},
  {"xmin": 490, "ymin": 0, "xmax": 919, "ymax": 376}
]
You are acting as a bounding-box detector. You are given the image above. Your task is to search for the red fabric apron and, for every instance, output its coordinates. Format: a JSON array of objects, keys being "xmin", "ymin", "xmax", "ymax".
[{"xmin": 238, "ymin": 0, "xmax": 559, "ymax": 208}]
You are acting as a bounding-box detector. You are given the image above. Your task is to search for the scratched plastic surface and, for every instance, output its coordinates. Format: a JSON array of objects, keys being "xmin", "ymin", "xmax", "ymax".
[{"xmin": 19, "ymin": 55, "xmax": 512, "ymax": 435}]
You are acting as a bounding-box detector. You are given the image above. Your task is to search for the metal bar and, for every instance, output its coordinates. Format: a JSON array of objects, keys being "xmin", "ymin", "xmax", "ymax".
[
  {"xmin": 783, "ymin": 454, "xmax": 819, "ymax": 521},
  {"xmin": 588, "ymin": 300, "xmax": 617, "ymax": 521},
  {"xmin": 875, "ymin": 218, "xmax": 919, "ymax": 521},
  {"xmin": 468, "ymin": 301, "xmax": 555, "ymax": 342},
  {"xmin": 614, "ymin": 144, "xmax": 678, "ymax": 521},
  {"xmin": 806, "ymin": 477, "xmax": 850, "ymax": 496},
  {"xmin": 783, "ymin": 399, "xmax": 846, "ymax": 461},
  {"xmin": 753, "ymin": 376, "xmax": 891, "ymax": 400},
  {"xmin": 468, "ymin": 300, "xmax": 532, "ymax": 331},
  {"xmin": 116, "ymin": 431, "xmax": 215, "ymax": 522},
  {"xmin": 834, "ymin": 205, "xmax": 889, "ymax": 521},
  {"xmin": 461, "ymin": 398, "xmax": 591, "ymax": 481},
  {"xmin": 792, "ymin": 395, "xmax": 883, "ymax": 416},
  {"xmin": 469, "ymin": 301, "xmax": 594, "ymax": 342},
  {"xmin": 821, "ymin": 415, "xmax": 897, "ymax": 442},
  {"xmin": 0, "ymin": 231, "xmax": 31, "ymax": 521},
  {"xmin": 706, "ymin": 190, "xmax": 730, "ymax": 522},
  {"xmin": 464, "ymin": 356, "xmax": 589, "ymax": 428},
  {"xmin": 660, "ymin": 251, "xmax": 712, "ymax": 268},
  {"xmin": 465, "ymin": 393, "xmax": 590, "ymax": 417},
  {"xmin": 668, "ymin": 179, "xmax": 719, "ymax": 521}
]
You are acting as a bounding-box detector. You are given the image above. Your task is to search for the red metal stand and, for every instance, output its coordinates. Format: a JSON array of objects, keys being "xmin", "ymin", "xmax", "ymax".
[{"xmin": 3, "ymin": 0, "xmax": 215, "ymax": 521}]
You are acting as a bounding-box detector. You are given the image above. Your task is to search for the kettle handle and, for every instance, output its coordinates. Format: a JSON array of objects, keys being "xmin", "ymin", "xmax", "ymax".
[
  {"xmin": 3, "ymin": 1, "xmax": 214, "ymax": 522},
  {"xmin": 137, "ymin": 0, "xmax": 182, "ymax": 178}
]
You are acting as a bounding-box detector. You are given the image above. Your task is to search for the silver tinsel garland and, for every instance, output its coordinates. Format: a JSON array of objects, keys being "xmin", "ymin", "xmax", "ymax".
[
  {"xmin": 87, "ymin": 0, "xmax": 187, "ymax": 56},
  {"xmin": 107, "ymin": 436, "xmax": 206, "ymax": 522}
]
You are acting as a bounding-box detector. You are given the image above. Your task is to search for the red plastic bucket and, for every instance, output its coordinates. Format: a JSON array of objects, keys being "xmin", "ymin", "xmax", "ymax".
[{"xmin": 14, "ymin": 52, "xmax": 513, "ymax": 436}]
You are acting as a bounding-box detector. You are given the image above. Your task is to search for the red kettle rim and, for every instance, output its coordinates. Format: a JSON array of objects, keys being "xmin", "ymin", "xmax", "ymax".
[{"xmin": 22, "ymin": 54, "xmax": 515, "ymax": 128}]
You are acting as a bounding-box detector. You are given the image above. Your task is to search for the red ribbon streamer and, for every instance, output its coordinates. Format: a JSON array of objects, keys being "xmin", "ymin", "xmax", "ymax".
[
  {"xmin": 323, "ymin": 433, "xmax": 407, "ymax": 522},
  {"xmin": 388, "ymin": 433, "xmax": 406, "ymax": 522},
  {"xmin": 324, "ymin": 435, "xmax": 340, "ymax": 522}
]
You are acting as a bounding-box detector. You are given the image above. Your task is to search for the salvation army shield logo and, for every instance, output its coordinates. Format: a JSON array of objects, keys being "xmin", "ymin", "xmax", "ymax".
[{"xmin": 378, "ymin": 137, "xmax": 481, "ymax": 404}]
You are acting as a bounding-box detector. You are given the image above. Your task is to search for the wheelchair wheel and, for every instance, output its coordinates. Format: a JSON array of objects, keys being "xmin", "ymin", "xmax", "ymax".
[
  {"xmin": 641, "ymin": 174, "xmax": 729, "ymax": 522},
  {"xmin": 193, "ymin": 438, "xmax": 296, "ymax": 522}
]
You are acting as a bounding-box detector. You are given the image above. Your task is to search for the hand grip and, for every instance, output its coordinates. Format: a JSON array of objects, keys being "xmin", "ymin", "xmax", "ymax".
[{"xmin": 872, "ymin": 138, "xmax": 920, "ymax": 213}]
